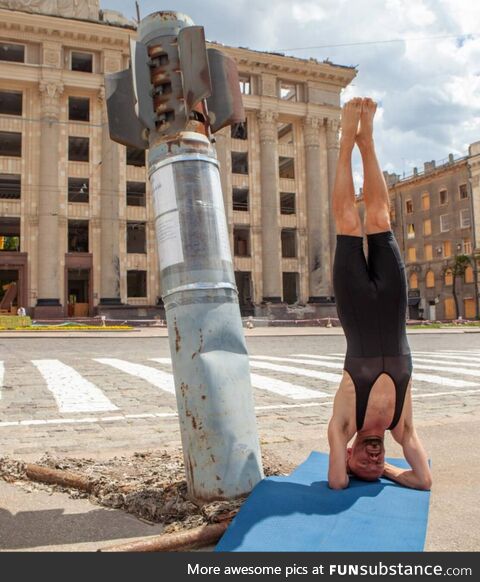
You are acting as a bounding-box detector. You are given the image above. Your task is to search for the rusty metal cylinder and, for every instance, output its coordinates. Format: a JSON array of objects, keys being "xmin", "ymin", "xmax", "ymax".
[{"xmin": 148, "ymin": 132, "xmax": 264, "ymax": 501}]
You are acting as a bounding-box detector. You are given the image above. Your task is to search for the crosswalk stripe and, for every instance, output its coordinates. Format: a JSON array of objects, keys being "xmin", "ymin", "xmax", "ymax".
[
  {"xmin": 287, "ymin": 354, "xmax": 479, "ymax": 388},
  {"xmin": 248, "ymin": 359, "xmax": 343, "ymax": 383},
  {"xmin": 412, "ymin": 352, "xmax": 480, "ymax": 363},
  {"xmin": 0, "ymin": 361, "xmax": 4, "ymax": 401},
  {"xmin": 150, "ymin": 358, "xmax": 328, "ymax": 400},
  {"xmin": 94, "ymin": 358, "xmax": 175, "ymax": 394},
  {"xmin": 31, "ymin": 359, "xmax": 118, "ymax": 414},
  {"xmin": 410, "ymin": 356, "xmax": 480, "ymax": 368}
]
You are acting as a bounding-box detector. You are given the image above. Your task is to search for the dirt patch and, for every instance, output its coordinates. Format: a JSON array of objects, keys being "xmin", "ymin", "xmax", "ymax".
[{"xmin": 0, "ymin": 449, "xmax": 294, "ymax": 534}]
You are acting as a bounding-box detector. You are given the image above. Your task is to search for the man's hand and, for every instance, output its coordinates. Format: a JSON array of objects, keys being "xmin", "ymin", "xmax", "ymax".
[
  {"xmin": 382, "ymin": 461, "xmax": 431, "ymax": 490},
  {"xmin": 327, "ymin": 418, "xmax": 351, "ymax": 490}
]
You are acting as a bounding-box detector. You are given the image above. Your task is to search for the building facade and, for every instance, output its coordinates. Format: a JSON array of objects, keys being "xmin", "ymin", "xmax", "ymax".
[
  {"xmin": 0, "ymin": 1, "xmax": 356, "ymax": 319},
  {"xmin": 377, "ymin": 151, "xmax": 479, "ymax": 321}
]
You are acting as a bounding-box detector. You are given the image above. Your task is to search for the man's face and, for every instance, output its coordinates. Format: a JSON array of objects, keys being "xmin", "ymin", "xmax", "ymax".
[{"xmin": 347, "ymin": 436, "xmax": 385, "ymax": 481}]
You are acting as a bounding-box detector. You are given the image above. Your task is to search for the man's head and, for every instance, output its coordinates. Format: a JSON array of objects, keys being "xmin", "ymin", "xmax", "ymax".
[{"xmin": 346, "ymin": 434, "xmax": 385, "ymax": 481}]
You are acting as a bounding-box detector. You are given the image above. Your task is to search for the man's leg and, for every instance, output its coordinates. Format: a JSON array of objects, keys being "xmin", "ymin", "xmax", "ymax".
[
  {"xmin": 332, "ymin": 98, "xmax": 363, "ymax": 236},
  {"xmin": 356, "ymin": 98, "xmax": 391, "ymax": 234}
]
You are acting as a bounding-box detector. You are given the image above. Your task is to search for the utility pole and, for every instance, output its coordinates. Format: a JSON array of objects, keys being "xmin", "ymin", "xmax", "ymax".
[{"xmin": 105, "ymin": 11, "xmax": 264, "ymax": 502}]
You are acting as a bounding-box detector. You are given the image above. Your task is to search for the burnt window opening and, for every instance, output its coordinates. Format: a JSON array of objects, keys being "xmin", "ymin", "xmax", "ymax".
[
  {"xmin": 127, "ymin": 270, "xmax": 147, "ymax": 298},
  {"xmin": 0, "ymin": 131, "xmax": 22, "ymax": 157},
  {"xmin": 278, "ymin": 122, "xmax": 294, "ymax": 144},
  {"xmin": 127, "ymin": 146, "xmax": 146, "ymax": 167},
  {"xmin": 231, "ymin": 122, "xmax": 248, "ymax": 140},
  {"xmin": 0, "ymin": 217, "xmax": 20, "ymax": 251},
  {"xmin": 68, "ymin": 136, "xmax": 89, "ymax": 162},
  {"xmin": 127, "ymin": 222, "xmax": 147, "ymax": 253},
  {"xmin": 280, "ymin": 192, "xmax": 295, "ymax": 215},
  {"xmin": 281, "ymin": 228, "xmax": 297, "ymax": 258},
  {"xmin": 279, "ymin": 81, "xmax": 297, "ymax": 101},
  {"xmin": 0, "ymin": 174, "xmax": 21, "ymax": 200},
  {"xmin": 239, "ymin": 76, "xmax": 251, "ymax": 95},
  {"xmin": 233, "ymin": 188, "xmax": 249, "ymax": 212},
  {"xmin": 283, "ymin": 272, "xmax": 299, "ymax": 304},
  {"xmin": 459, "ymin": 184, "xmax": 468, "ymax": 199},
  {"xmin": 0, "ymin": 91, "xmax": 22, "ymax": 116},
  {"xmin": 231, "ymin": 152, "xmax": 248, "ymax": 175},
  {"xmin": 279, "ymin": 156, "xmax": 295, "ymax": 179},
  {"xmin": 233, "ymin": 226, "xmax": 250, "ymax": 257},
  {"xmin": 68, "ymin": 220, "xmax": 89, "ymax": 253},
  {"xmin": 68, "ymin": 97, "xmax": 90, "ymax": 122},
  {"xmin": 127, "ymin": 181, "xmax": 146, "ymax": 207},
  {"xmin": 0, "ymin": 43, "xmax": 24, "ymax": 63},
  {"xmin": 68, "ymin": 177, "xmax": 89, "ymax": 203},
  {"xmin": 71, "ymin": 51, "xmax": 93, "ymax": 73}
]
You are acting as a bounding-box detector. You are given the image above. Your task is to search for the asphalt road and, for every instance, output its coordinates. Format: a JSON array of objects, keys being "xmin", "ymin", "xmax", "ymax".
[{"xmin": 1, "ymin": 330, "xmax": 479, "ymax": 551}]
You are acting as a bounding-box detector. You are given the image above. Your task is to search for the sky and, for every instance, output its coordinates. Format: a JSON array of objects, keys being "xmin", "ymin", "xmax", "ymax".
[{"xmin": 101, "ymin": 0, "xmax": 480, "ymax": 191}]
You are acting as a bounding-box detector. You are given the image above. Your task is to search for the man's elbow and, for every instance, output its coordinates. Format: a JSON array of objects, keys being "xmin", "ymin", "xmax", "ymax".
[
  {"xmin": 418, "ymin": 475, "xmax": 432, "ymax": 491},
  {"xmin": 328, "ymin": 476, "xmax": 349, "ymax": 490}
]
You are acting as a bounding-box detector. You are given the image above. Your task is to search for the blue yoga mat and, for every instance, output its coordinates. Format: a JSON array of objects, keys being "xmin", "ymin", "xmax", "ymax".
[{"xmin": 215, "ymin": 451, "xmax": 430, "ymax": 552}]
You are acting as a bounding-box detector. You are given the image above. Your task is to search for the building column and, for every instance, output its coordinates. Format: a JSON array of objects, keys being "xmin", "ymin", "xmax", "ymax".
[
  {"xmin": 326, "ymin": 117, "xmax": 341, "ymax": 287},
  {"xmin": 304, "ymin": 116, "xmax": 332, "ymax": 300},
  {"xmin": 98, "ymin": 89, "xmax": 122, "ymax": 305},
  {"xmin": 257, "ymin": 109, "xmax": 282, "ymax": 302},
  {"xmin": 35, "ymin": 80, "xmax": 64, "ymax": 318}
]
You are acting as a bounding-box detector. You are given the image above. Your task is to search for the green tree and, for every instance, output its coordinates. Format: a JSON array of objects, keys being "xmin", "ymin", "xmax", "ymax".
[{"xmin": 446, "ymin": 254, "xmax": 472, "ymax": 319}]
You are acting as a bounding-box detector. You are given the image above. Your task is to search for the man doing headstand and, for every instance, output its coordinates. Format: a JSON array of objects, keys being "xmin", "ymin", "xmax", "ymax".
[{"xmin": 328, "ymin": 97, "xmax": 432, "ymax": 491}]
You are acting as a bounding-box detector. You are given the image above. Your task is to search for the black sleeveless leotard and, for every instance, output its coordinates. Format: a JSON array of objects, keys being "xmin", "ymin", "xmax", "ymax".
[{"xmin": 332, "ymin": 230, "xmax": 413, "ymax": 431}]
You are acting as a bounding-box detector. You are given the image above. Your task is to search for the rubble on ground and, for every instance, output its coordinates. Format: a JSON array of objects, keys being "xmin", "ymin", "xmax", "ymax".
[{"xmin": 0, "ymin": 449, "xmax": 293, "ymax": 533}]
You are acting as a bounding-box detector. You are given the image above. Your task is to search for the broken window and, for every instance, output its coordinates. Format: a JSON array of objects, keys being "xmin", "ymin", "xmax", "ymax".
[
  {"xmin": 231, "ymin": 152, "xmax": 248, "ymax": 175},
  {"xmin": 126, "ymin": 181, "xmax": 146, "ymax": 207},
  {"xmin": 71, "ymin": 51, "xmax": 93, "ymax": 73},
  {"xmin": 68, "ymin": 220, "xmax": 89, "ymax": 253},
  {"xmin": 126, "ymin": 146, "xmax": 146, "ymax": 167},
  {"xmin": 277, "ymin": 122, "xmax": 294, "ymax": 144},
  {"xmin": 406, "ymin": 199, "xmax": 413, "ymax": 213},
  {"xmin": 127, "ymin": 222, "xmax": 146, "ymax": 253},
  {"xmin": 0, "ymin": 217, "xmax": 20, "ymax": 251},
  {"xmin": 233, "ymin": 188, "xmax": 249, "ymax": 212},
  {"xmin": 279, "ymin": 156, "xmax": 295, "ymax": 179},
  {"xmin": 239, "ymin": 75, "xmax": 251, "ymax": 95},
  {"xmin": 283, "ymin": 272, "xmax": 299, "ymax": 304},
  {"xmin": 231, "ymin": 121, "xmax": 248, "ymax": 140},
  {"xmin": 0, "ymin": 174, "xmax": 21, "ymax": 200},
  {"xmin": 280, "ymin": 192, "xmax": 295, "ymax": 215},
  {"xmin": 0, "ymin": 91, "xmax": 22, "ymax": 116},
  {"xmin": 68, "ymin": 177, "xmax": 89, "ymax": 203},
  {"xmin": 68, "ymin": 136, "xmax": 89, "ymax": 162},
  {"xmin": 0, "ymin": 131, "xmax": 22, "ymax": 157},
  {"xmin": 0, "ymin": 42, "xmax": 24, "ymax": 63},
  {"xmin": 233, "ymin": 226, "xmax": 250, "ymax": 257},
  {"xmin": 281, "ymin": 229, "xmax": 297, "ymax": 258},
  {"xmin": 279, "ymin": 81, "xmax": 297, "ymax": 101},
  {"xmin": 439, "ymin": 189, "xmax": 448, "ymax": 205},
  {"xmin": 459, "ymin": 184, "xmax": 468, "ymax": 199},
  {"xmin": 127, "ymin": 270, "xmax": 147, "ymax": 297},
  {"xmin": 68, "ymin": 97, "xmax": 90, "ymax": 122}
]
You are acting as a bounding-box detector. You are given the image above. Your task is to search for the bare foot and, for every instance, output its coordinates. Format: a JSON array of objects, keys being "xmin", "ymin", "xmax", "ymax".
[
  {"xmin": 356, "ymin": 97, "xmax": 377, "ymax": 148},
  {"xmin": 340, "ymin": 98, "xmax": 362, "ymax": 148}
]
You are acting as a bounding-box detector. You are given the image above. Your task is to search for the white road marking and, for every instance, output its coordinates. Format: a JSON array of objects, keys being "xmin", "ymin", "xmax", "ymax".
[
  {"xmin": 248, "ymin": 359, "xmax": 343, "ymax": 383},
  {"xmin": 1, "ymin": 388, "xmax": 480, "ymax": 429},
  {"xmin": 0, "ymin": 361, "xmax": 3, "ymax": 400},
  {"xmin": 291, "ymin": 354, "xmax": 479, "ymax": 388},
  {"xmin": 249, "ymin": 373, "xmax": 328, "ymax": 400},
  {"xmin": 412, "ymin": 352, "xmax": 480, "ymax": 363},
  {"xmin": 410, "ymin": 357, "xmax": 480, "ymax": 368},
  {"xmin": 31, "ymin": 359, "xmax": 118, "ymax": 414},
  {"xmin": 94, "ymin": 358, "xmax": 175, "ymax": 394},
  {"xmin": 151, "ymin": 357, "xmax": 328, "ymax": 400}
]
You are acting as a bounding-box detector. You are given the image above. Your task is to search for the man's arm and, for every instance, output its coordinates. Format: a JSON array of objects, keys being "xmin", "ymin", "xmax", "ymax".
[
  {"xmin": 384, "ymin": 426, "xmax": 432, "ymax": 490},
  {"xmin": 327, "ymin": 418, "xmax": 350, "ymax": 490}
]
